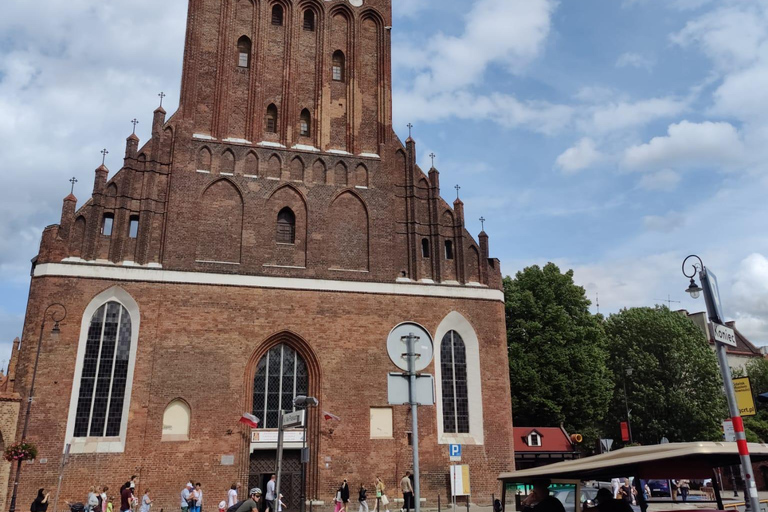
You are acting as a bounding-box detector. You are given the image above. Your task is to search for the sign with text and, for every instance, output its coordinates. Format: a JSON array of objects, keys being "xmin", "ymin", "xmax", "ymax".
[
  {"xmin": 723, "ymin": 419, "xmax": 736, "ymax": 442},
  {"xmin": 733, "ymin": 377, "xmax": 757, "ymax": 417},
  {"xmin": 711, "ymin": 323, "xmax": 737, "ymax": 347},
  {"xmin": 251, "ymin": 430, "xmax": 305, "ymax": 443},
  {"xmin": 449, "ymin": 444, "xmax": 462, "ymax": 462},
  {"xmin": 450, "ymin": 465, "xmax": 471, "ymax": 496},
  {"xmin": 282, "ymin": 409, "xmax": 306, "ymax": 428}
]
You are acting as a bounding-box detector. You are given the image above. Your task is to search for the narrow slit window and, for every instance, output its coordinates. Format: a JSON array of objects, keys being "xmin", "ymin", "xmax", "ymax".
[
  {"xmin": 237, "ymin": 36, "xmax": 252, "ymax": 68},
  {"xmin": 276, "ymin": 207, "xmax": 296, "ymax": 244},
  {"xmin": 272, "ymin": 5, "xmax": 284, "ymax": 26},
  {"xmin": 266, "ymin": 104, "xmax": 278, "ymax": 134},
  {"xmin": 128, "ymin": 216, "xmax": 139, "ymax": 239},
  {"xmin": 303, "ymin": 10, "xmax": 315, "ymax": 31},
  {"xmin": 421, "ymin": 238, "xmax": 430, "ymax": 258},
  {"xmin": 445, "ymin": 240, "xmax": 454, "ymax": 260},
  {"xmin": 102, "ymin": 214, "xmax": 114, "ymax": 236},
  {"xmin": 332, "ymin": 50, "xmax": 345, "ymax": 82},
  {"xmin": 300, "ymin": 109, "xmax": 311, "ymax": 137}
]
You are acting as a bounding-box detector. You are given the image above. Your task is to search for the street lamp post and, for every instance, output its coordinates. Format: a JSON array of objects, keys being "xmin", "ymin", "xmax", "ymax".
[
  {"xmin": 293, "ymin": 395, "xmax": 319, "ymax": 512},
  {"xmin": 682, "ymin": 255, "xmax": 759, "ymax": 512},
  {"xmin": 8, "ymin": 303, "xmax": 67, "ymax": 512},
  {"xmin": 622, "ymin": 368, "xmax": 633, "ymax": 444}
]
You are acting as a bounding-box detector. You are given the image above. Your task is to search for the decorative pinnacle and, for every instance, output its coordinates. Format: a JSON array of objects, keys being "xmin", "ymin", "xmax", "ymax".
[
  {"xmin": 158, "ymin": 91, "xmax": 166, "ymax": 107},
  {"xmin": 69, "ymin": 177, "xmax": 78, "ymax": 195},
  {"xmin": 131, "ymin": 118, "xmax": 139, "ymax": 134},
  {"xmin": 429, "ymin": 153, "xmax": 436, "ymax": 168},
  {"xmin": 100, "ymin": 149, "xmax": 109, "ymax": 165},
  {"xmin": 407, "ymin": 123, "xmax": 413, "ymax": 138},
  {"xmin": 480, "ymin": 217, "xmax": 486, "ymax": 231},
  {"xmin": 455, "ymin": 184, "xmax": 461, "ymax": 200}
]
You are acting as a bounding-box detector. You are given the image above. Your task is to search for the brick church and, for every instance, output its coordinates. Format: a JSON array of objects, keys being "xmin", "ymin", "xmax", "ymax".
[{"xmin": 8, "ymin": 0, "xmax": 514, "ymax": 509}]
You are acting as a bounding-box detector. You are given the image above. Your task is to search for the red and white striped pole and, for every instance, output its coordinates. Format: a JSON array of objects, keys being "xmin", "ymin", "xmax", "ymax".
[{"xmin": 685, "ymin": 256, "xmax": 761, "ymax": 512}]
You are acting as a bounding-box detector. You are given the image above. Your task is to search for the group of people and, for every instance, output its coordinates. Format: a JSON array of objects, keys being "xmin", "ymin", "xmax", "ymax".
[
  {"xmin": 30, "ymin": 475, "xmax": 153, "ymax": 512},
  {"xmin": 331, "ymin": 472, "xmax": 414, "ymax": 512}
]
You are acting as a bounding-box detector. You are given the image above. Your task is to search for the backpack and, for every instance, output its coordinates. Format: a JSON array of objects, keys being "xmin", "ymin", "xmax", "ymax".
[{"xmin": 227, "ymin": 500, "xmax": 245, "ymax": 512}]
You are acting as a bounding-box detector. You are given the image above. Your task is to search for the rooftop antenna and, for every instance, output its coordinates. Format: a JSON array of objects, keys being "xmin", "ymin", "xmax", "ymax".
[
  {"xmin": 596, "ymin": 292, "xmax": 600, "ymax": 315},
  {"xmin": 655, "ymin": 295, "xmax": 681, "ymax": 308}
]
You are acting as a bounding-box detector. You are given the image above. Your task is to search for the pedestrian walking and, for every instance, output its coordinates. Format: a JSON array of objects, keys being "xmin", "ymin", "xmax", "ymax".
[
  {"xmin": 181, "ymin": 483, "xmax": 194, "ymax": 512},
  {"xmin": 670, "ymin": 480, "xmax": 679, "ymax": 502},
  {"xmin": 106, "ymin": 497, "xmax": 114, "ymax": 512},
  {"xmin": 87, "ymin": 487, "xmax": 100, "ymax": 512},
  {"xmin": 679, "ymin": 480, "xmax": 690, "ymax": 502},
  {"xmin": 228, "ymin": 484, "xmax": 241, "ymax": 509},
  {"xmin": 234, "ymin": 488, "xmax": 262, "ymax": 512},
  {"xmin": 139, "ymin": 489, "xmax": 153, "ymax": 512},
  {"xmin": 266, "ymin": 475, "xmax": 277, "ymax": 512},
  {"xmin": 334, "ymin": 486, "xmax": 343, "ymax": 512},
  {"xmin": 399, "ymin": 473, "xmax": 413, "ymax": 512},
  {"xmin": 358, "ymin": 484, "xmax": 369, "ymax": 512},
  {"xmin": 340, "ymin": 480, "xmax": 350, "ymax": 512},
  {"xmin": 121, "ymin": 485, "xmax": 134, "ymax": 512},
  {"xmin": 101, "ymin": 487, "xmax": 109, "ymax": 512},
  {"xmin": 374, "ymin": 477, "xmax": 389, "ymax": 512},
  {"xmin": 31, "ymin": 488, "xmax": 50, "ymax": 512},
  {"xmin": 192, "ymin": 483, "xmax": 203, "ymax": 512}
]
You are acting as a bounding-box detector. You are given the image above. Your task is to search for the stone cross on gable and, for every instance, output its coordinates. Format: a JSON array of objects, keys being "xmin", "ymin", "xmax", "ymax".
[
  {"xmin": 429, "ymin": 153, "xmax": 436, "ymax": 168},
  {"xmin": 69, "ymin": 177, "xmax": 78, "ymax": 195},
  {"xmin": 480, "ymin": 217, "xmax": 486, "ymax": 231},
  {"xmin": 101, "ymin": 149, "xmax": 109, "ymax": 165},
  {"xmin": 158, "ymin": 91, "xmax": 166, "ymax": 107},
  {"xmin": 455, "ymin": 184, "xmax": 461, "ymax": 200},
  {"xmin": 407, "ymin": 123, "xmax": 413, "ymax": 138},
  {"xmin": 131, "ymin": 119, "xmax": 139, "ymax": 134}
]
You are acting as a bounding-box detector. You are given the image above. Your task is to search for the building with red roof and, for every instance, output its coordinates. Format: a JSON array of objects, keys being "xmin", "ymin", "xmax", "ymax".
[{"xmin": 513, "ymin": 426, "xmax": 580, "ymax": 470}]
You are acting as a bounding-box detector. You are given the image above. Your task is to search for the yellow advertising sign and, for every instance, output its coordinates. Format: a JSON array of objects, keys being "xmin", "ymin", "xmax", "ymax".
[{"xmin": 733, "ymin": 377, "xmax": 756, "ymax": 417}]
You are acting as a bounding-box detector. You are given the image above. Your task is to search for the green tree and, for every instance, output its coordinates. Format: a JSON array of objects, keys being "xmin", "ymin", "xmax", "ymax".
[
  {"xmin": 743, "ymin": 359, "xmax": 768, "ymax": 442},
  {"xmin": 604, "ymin": 306, "xmax": 726, "ymax": 445},
  {"xmin": 505, "ymin": 263, "xmax": 612, "ymax": 448}
]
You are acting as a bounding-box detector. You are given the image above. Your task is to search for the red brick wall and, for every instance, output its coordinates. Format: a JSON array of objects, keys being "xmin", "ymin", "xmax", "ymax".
[{"xmin": 11, "ymin": 277, "xmax": 514, "ymax": 510}]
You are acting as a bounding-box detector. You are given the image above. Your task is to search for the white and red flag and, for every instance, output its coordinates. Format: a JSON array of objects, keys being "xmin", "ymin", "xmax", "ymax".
[
  {"xmin": 323, "ymin": 411, "xmax": 341, "ymax": 422},
  {"xmin": 239, "ymin": 413, "xmax": 260, "ymax": 428}
]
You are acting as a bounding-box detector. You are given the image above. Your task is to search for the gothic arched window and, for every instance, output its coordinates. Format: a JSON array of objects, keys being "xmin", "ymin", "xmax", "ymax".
[
  {"xmin": 253, "ymin": 344, "xmax": 309, "ymax": 428},
  {"xmin": 303, "ymin": 10, "xmax": 315, "ymax": 31},
  {"xmin": 300, "ymin": 109, "xmax": 311, "ymax": 137},
  {"xmin": 73, "ymin": 301, "xmax": 133, "ymax": 438},
  {"xmin": 266, "ymin": 104, "xmax": 278, "ymax": 134},
  {"xmin": 237, "ymin": 36, "xmax": 252, "ymax": 68},
  {"xmin": 441, "ymin": 330, "xmax": 469, "ymax": 434},
  {"xmin": 276, "ymin": 207, "xmax": 296, "ymax": 244},
  {"xmin": 332, "ymin": 50, "xmax": 345, "ymax": 82},
  {"xmin": 272, "ymin": 5, "xmax": 284, "ymax": 26}
]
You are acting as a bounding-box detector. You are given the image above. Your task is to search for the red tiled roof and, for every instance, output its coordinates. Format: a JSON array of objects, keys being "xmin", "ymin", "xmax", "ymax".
[{"xmin": 514, "ymin": 427, "xmax": 575, "ymax": 453}]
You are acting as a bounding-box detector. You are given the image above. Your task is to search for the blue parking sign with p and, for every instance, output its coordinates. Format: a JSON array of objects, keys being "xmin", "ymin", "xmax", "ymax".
[{"xmin": 449, "ymin": 444, "xmax": 461, "ymax": 457}]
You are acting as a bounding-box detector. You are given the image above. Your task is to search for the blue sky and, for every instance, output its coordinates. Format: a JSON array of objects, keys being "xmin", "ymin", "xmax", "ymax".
[{"xmin": 2, "ymin": 0, "xmax": 768, "ymax": 367}]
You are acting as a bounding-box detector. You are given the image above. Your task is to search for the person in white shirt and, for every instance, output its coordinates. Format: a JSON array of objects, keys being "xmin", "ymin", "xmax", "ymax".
[
  {"xmin": 229, "ymin": 483, "xmax": 241, "ymax": 508},
  {"xmin": 192, "ymin": 483, "xmax": 203, "ymax": 512},
  {"xmin": 181, "ymin": 483, "xmax": 193, "ymax": 512},
  {"xmin": 266, "ymin": 475, "xmax": 277, "ymax": 512}
]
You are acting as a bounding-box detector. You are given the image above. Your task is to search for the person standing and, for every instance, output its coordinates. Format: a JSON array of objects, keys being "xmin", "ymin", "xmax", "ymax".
[
  {"xmin": 101, "ymin": 487, "xmax": 110, "ymax": 512},
  {"xmin": 670, "ymin": 480, "xmax": 679, "ymax": 502},
  {"xmin": 679, "ymin": 480, "xmax": 690, "ymax": 502},
  {"xmin": 400, "ymin": 473, "xmax": 413, "ymax": 512},
  {"xmin": 610, "ymin": 479, "xmax": 620, "ymax": 500},
  {"xmin": 358, "ymin": 484, "xmax": 369, "ymax": 512},
  {"xmin": 139, "ymin": 489, "xmax": 153, "ymax": 512},
  {"xmin": 193, "ymin": 483, "xmax": 203, "ymax": 512},
  {"xmin": 375, "ymin": 477, "xmax": 389, "ymax": 512},
  {"xmin": 182, "ymin": 483, "xmax": 194, "ymax": 512},
  {"xmin": 229, "ymin": 483, "xmax": 241, "ymax": 508},
  {"xmin": 265, "ymin": 475, "xmax": 277, "ymax": 512},
  {"xmin": 519, "ymin": 479, "xmax": 566, "ymax": 512},
  {"xmin": 31, "ymin": 488, "xmax": 50, "ymax": 512},
  {"xmin": 340, "ymin": 480, "xmax": 350, "ymax": 512},
  {"xmin": 121, "ymin": 485, "xmax": 134, "ymax": 512}
]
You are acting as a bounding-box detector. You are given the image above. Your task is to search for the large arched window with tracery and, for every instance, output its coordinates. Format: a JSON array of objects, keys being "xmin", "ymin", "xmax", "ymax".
[
  {"xmin": 73, "ymin": 301, "xmax": 133, "ymax": 438},
  {"xmin": 253, "ymin": 344, "xmax": 308, "ymax": 428},
  {"xmin": 441, "ymin": 330, "xmax": 469, "ymax": 434}
]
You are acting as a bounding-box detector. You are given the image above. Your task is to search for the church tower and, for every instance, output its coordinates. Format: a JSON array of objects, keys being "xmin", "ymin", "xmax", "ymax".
[{"xmin": 12, "ymin": 1, "xmax": 514, "ymax": 510}]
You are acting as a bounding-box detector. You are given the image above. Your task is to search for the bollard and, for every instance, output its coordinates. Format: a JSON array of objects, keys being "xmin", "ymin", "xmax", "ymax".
[
  {"xmin": 438, "ymin": 494, "xmax": 441, "ymax": 512},
  {"xmin": 466, "ymin": 496, "xmax": 470, "ymax": 512},
  {"xmin": 492, "ymin": 495, "xmax": 495, "ymax": 508}
]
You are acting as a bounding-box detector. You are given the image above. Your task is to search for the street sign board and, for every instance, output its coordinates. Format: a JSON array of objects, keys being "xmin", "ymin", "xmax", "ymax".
[
  {"xmin": 387, "ymin": 373, "xmax": 435, "ymax": 405},
  {"xmin": 449, "ymin": 444, "xmax": 462, "ymax": 462},
  {"xmin": 282, "ymin": 409, "xmax": 306, "ymax": 428},
  {"xmin": 711, "ymin": 323, "xmax": 737, "ymax": 347},
  {"xmin": 723, "ymin": 419, "xmax": 736, "ymax": 442},
  {"xmin": 450, "ymin": 465, "xmax": 471, "ymax": 496},
  {"xmin": 600, "ymin": 439, "xmax": 613, "ymax": 453},
  {"xmin": 386, "ymin": 322, "xmax": 434, "ymax": 372},
  {"xmin": 733, "ymin": 377, "xmax": 757, "ymax": 417},
  {"xmin": 703, "ymin": 268, "xmax": 726, "ymax": 322}
]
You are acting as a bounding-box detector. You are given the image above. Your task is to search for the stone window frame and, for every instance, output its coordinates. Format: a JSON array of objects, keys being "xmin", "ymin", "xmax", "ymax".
[
  {"xmin": 237, "ymin": 35, "xmax": 252, "ymax": 68},
  {"xmin": 276, "ymin": 207, "xmax": 296, "ymax": 244},
  {"xmin": 440, "ymin": 330, "xmax": 469, "ymax": 434},
  {"xmin": 266, "ymin": 104, "xmax": 278, "ymax": 134},
  {"xmin": 332, "ymin": 50, "xmax": 345, "ymax": 82},
  {"xmin": 64, "ymin": 286, "xmax": 140, "ymax": 454},
  {"xmin": 433, "ymin": 311, "xmax": 484, "ymax": 446},
  {"xmin": 271, "ymin": 5, "xmax": 284, "ymax": 26},
  {"xmin": 101, "ymin": 213, "xmax": 114, "ymax": 237}
]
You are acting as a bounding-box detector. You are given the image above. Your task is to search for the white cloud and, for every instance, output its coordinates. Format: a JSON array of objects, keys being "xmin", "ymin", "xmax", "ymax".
[
  {"xmin": 732, "ymin": 253, "xmax": 768, "ymax": 342},
  {"xmin": 712, "ymin": 57, "xmax": 768, "ymax": 121},
  {"xmin": 638, "ymin": 169, "xmax": 682, "ymax": 191},
  {"xmin": 411, "ymin": 0, "xmax": 556, "ymax": 93},
  {"xmin": 616, "ymin": 52, "xmax": 654, "ymax": 71},
  {"xmin": 622, "ymin": 121, "xmax": 747, "ymax": 171},
  {"xmin": 585, "ymin": 97, "xmax": 689, "ymax": 133},
  {"xmin": 555, "ymin": 138, "xmax": 604, "ymax": 173}
]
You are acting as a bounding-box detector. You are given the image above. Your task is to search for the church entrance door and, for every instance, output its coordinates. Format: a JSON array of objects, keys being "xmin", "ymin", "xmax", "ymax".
[{"xmin": 249, "ymin": 449, "xmax": 303, "ymax": 511}]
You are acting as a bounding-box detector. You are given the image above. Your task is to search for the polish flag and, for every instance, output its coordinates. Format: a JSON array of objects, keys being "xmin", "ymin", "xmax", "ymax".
[
  {"xmin": 323, "ymin": 411, "xmax": 341, "ymax": 422},
  {"xmin": 239, "ymin": 413, "xmax": 260, "ymax": 428}
]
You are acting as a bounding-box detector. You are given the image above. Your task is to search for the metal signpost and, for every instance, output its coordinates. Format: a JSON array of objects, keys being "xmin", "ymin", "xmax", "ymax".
[
  {"xmin": 683, "ymin": 255, "xmax": 761, "ymax": 512},
  {"xmin": 275, "ymin": 409, "xmax": 306, "ymax": 512},
  {"xmin": 450, "ymin": 445, "xmax": 461, "ymax": 511},
  {"xmin": 386, "ymin": 322, "xmax": 434, "ymax": 512}
]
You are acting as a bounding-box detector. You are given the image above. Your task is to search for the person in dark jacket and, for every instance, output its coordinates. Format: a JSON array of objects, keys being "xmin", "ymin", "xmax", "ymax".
[
  {"xmin": 587, "ymin": 488, "xmax": 633, "ymax": 512},
  {"xmin": 358, "ymin": 484, "xmax": 369, "ymax": 512},
  {"xmin": 340, "ymin": 480, "xmax": 351, "ymax": 512},
  {"xmin": 31, "ymin": 489, "xmax": 50, "ymax": 512},
  {"xmin": 520, "ymin": 479, "xmax": 565, "ymax": 512}
]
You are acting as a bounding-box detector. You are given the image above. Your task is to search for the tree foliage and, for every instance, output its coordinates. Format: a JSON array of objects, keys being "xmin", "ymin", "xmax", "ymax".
[
  {"xmin": 743, "ymin": 359, "xmax": 768, "ymax": 442},
  {"xmin": 505, "ymin": 263, "xmax": 612, "ymax": 447},
  {"xmin": 603, "ymin": 306, "xmax": 726, "ymax": 445}
]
